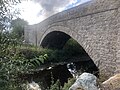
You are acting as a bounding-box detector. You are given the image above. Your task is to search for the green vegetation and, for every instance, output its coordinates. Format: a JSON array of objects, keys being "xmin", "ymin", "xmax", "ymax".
[
  {"xmin": 49, "ymin": 78, "xmax": 75, "ymax": 90},
  {"xmin": 0, "ymin": 29, "xmax": 84, "ymax": 89},
  {"xmin": 0, "ymin": 32, "xmax": 28, "ymax": 89},
  {"xmin": 0, "ymin": 0, "xmax": 20, "ymax": 30},
  {"xmin": 50, "ymin": 80, "xmax": 62, "ymax": 90},
  {"xmin": 62, "ymin": 78, "xmax": 75, "ymax": 90},
  {"xmin": 11, "ymin": 18, "xmax": 28, "ymax": 40}
]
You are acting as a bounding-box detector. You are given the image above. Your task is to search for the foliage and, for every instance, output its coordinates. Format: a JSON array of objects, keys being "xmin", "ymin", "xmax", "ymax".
[
  {"xmin": 0, "ymin": 32, "xmax": 41, "ymax": 89},
  {"xmin": 49, "ymin": 78, "xmax": 75, "ymax": 90},
  {"xmin": 0, "ymin": 32, "xmax": 28, "ymax": 89},
  {"xmin": 0, "ymin": 32, "xmax": 55, "ymax": 89},
  {"xmin": 11, "ymin": 18, "xmax": 28, "ymax": 28},
  {"xmin": 62, "ymin": 78, "xmax": 75, "ymax": 90},
  {"xmin": 29, "ymin": 54, "xmax": 48, "ymax": 68},
  {"xmin": 11, "ymin": 18, "xmax": 28, "ymax": 40},
  {"xmin": 0, "ymin": 57, "xmax": 27, "ymax": 90},
  {"xmin": 13, "ymin": 38, "xmax": 86, "ymax": 67},
  {"xmin": 50, "ymin": 80, "xmax": 62, "ymax": 90},
  {"xmin": 0, "ymin": 30, "xmax": 86, "ymax": 89},
  {"xmin": 63, "ymin": 38, "xmax": 86, "ymax": 56},
  {"xmin": 0, "ymin": 32, "xmax": 17, "ymax": 58},
  {"xmin": 0, "ymin": 0, "xmax": 20, "ymax": 30}
]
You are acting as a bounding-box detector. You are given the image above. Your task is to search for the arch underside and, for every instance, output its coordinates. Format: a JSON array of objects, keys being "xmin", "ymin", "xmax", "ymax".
[{"xmin": 41, "ymin": 31, "xmax": 70, "ymax": 49}]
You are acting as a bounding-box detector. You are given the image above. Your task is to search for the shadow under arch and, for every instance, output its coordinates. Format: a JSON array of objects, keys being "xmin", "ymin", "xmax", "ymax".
[{"xmin": 41, "ymin": 31, "xmax": 71, "ymax": 49}]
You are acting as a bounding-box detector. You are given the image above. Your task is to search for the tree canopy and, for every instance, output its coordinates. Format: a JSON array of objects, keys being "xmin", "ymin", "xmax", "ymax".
[
  {"xmin": 11, "ymin": 18, "xmax": 28, "ymax": 28},
  {"xmin": 11, "ymin": 18, "xmax": 28, "ymax": 39},
  {"xmin": 0, "ymin": 0, "xmax": 20, "ymax": 31}
]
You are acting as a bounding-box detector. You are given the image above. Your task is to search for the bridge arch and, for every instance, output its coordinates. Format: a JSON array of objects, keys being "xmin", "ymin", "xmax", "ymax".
[
  {"xmin": 40, "ymin": 26, "xmax": 99, "ymax": 75},
  {"xmin": 40, "ymin": 25, "xmax": 93, "ymax": 56},
  {"xmin": 40, "ymin": 26, "xmax": 93, "ymax": 60}
]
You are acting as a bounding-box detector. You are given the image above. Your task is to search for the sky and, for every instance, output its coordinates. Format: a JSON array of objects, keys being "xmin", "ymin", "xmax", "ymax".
[{"xmin": 17, "ymin": 0, "xmax": 90, "ymax": 25}]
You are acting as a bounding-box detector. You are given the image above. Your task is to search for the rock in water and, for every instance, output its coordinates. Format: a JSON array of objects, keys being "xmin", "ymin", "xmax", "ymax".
[
  {"xmin": 102, "ymin": 73, "xmax": 120, "ymax": 90},
  {"xmin": 69, "ymin": 72, "xmax": 99, "ymax": 90}
]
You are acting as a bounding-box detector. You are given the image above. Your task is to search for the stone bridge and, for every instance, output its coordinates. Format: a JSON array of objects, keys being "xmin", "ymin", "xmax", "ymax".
[{"xmin": 24, "ymin": 0, "xmax": 120, "ymax": 75}]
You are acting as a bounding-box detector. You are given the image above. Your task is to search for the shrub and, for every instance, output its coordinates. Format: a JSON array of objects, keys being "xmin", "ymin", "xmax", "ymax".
[
  {"xmin": 0, "ymin": 32, "xmax": 86, "ymax": 89},
  {"xmin": 63, "ymin": 38, "xmax": 86, "ymax": 56},
  {"xmin": 50, "ymin": 80, "xmax": 62, "ymax": 90},
  {"xmin": 62, "ymin": 78, "xmax": 75, "ymax": 90}
]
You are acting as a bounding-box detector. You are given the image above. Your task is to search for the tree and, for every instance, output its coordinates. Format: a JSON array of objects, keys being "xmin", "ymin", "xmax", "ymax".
[
  {"xmin": 11, "ymin": 18, "xmax": 28, "ymax": 40},
  {"xmin": 0, "ymin": 0, "xmax": 20, "ymax": 31},
  {"xmin": 11, "ymin": 18, "xmax": 28, "ymax": 28}
]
